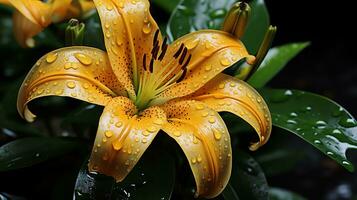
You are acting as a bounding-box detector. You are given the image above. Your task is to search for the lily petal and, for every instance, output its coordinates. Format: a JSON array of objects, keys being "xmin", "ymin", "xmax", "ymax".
[
  {"xmin": 93, "ymin": 0, "xmax": 161, "ymax": 99},
  {"xmin": 8, "ymin": 0, "xmax": 51, "ymax": 26},
  {"xmin": 88, "ymin": 96, "xmax": 166, "ymax": 181},
  {"xmin": 190, "ymin": 73, "xmax": 272, "ymax": 150},
  {"xmin": 161, "ymin": 100, "xmax": 232, "ymax": 198},
  {"xmin": 50, "ymin": 0, "xmax": 72, "ymax": 22},
  {"xmin": 12, "ymin": 11, "xmax": 43, "ymax": 48},
  {"xmin": 17, "ymin": 46, "xmax": 126, "ymax": 122},
  {"xmin": 154, "ymin": 30, "xmax": 253, "ymax": 104},
  {"xmin": 0, "ymin": 0, "xmax": 10, "ymax": 6}
]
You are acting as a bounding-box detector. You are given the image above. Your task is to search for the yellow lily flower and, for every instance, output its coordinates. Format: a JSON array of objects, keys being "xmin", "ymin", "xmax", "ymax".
[
  {"xmin": 1, "ymin": 0, "xmax": 94, "ymax": 47},
  {"xmin": 17, "ymin": 0, "xmax": 272, "ymax": 198}
]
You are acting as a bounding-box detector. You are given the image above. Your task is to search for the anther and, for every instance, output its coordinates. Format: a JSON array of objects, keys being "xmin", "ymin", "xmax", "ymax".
[
  {"xmin": 173, "ymin": 44, "xmax": 184, "ymax": 59},
  {"xmin": 182, "ymin": 54, "xmax": 192, "ymax": 69},
  {"xmin": 177, "ymin": 68, "xmax": 187, "ymax": 83},
  {"xmin": 149, "ymin": 58, "xmax": 154, "ymax": 73},
  {"xmin": 179, "ymin": 47, "xmax": 188, "ymax": 65},
  {"xmin": 153, "ymin": 30, "xmax": 159, "ymax": 45},
  {"xmin": 158, "ymin": 44, "xmax": 168, "ymax": 61}
]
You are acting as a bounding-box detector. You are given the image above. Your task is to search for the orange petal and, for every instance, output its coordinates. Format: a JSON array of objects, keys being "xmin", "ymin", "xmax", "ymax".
[
  {"xmin": 8, "ymin": 0, "xmax": 51, "ymax": 27},
  {"xmin": 78, "ymin": 0, "xmax": 96, "ymax": 17},
  {"xmin": 93, "ymin": 0, "xmax": 162, "ymax": 99},
  {"xmin": 50, "ymin": 0, "xmax": 72, "ymax": 22},
  {"xmin": 190, "ymin": 73, "xmax": 272, "ymax": 150},
  {"xmin": 0, "ymin": 0, "xmax": 11, "ymax": 6},
  {"xmin": 17, "ymin": 46, "xmax": 126, "ymax": 122},
  {"xmin": 161, "ymin": 100, "xmax": 232, "ymax": 198},
  {"xmin": 88, "ymin": 96, "xmax": 166, "ymax": 181},
  {"xmin": 12, "ymin": 11, "xmax": 43, "ymax": 48},
  {"xmin": 153, "ymin": 30, "xmax": 253, "ymax": 104}
]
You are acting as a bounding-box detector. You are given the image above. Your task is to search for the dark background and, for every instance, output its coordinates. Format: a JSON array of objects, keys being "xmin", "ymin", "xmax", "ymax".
[
  {"xmin": 263, "ymin": 1, "xmax": 357, "ymax": 199},
  {"xmin": 266, "ymin": 1, "xmax": 357, "ymax": 116}
]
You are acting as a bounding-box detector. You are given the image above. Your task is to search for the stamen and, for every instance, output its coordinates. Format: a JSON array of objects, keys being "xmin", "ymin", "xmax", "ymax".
[
  {"xmin": 177, "ymin": 55, "xmax": 191, "ymax": 82},
  {"xmin": 182, "ymin": 54, "xmax": 192, "ymax": 69},
  {"xmin": 151, "ymin": 40, "xmax": 159, "ymax": 59},
  {"xmin": 177, "ymin": 68, "xmax": 187, "ymax": 83},
  {"xmin": 179, "ymin": 47, "xmax": 188, "ymax": 65},
  {"xmin": 158, "ymin": 37, "xmax": 168, "ymax": 61},
  {"xmin": 149, "ymin": 58, "xmax": 154, "ymax": 73},
  {"xmin": 173, "ymin": 44, "xmax": 184, "ymax": 59},
  {"xmin": 153, "ymin": 30, "xmax": 159, "ymax": 45},
  {"xmin": 143, "ymin": 54, "xmax": 147, "ymax": 71}
]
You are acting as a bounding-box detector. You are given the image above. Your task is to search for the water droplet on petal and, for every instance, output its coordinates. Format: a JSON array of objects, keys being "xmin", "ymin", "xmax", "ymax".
[
  {"xmin": 115, "ymin": 122, "xmax": 123, "ymax": 128},
  {"xmin": 214, "ymin": 131, "xmax": 222, "ymax": 140},
  {"xmin": 75, "ymin": 53, "xmax": 93, "ymax": 65},
  {"xmin": 208, "ymin": 117, "xmax": 216, "ymax": 124},
  {"xmin": 105, "ymin": 130, "xmax": 113, "ymax": 138},
  {"xmin": 173, "ymin": 131, "xmax": 181, "ymax": 137},
  {"xmin": 46, "ymin": 52, "xmax": 58, "ymax": 63},
  {"xmin": 186, "ymin": 38, "xmax": 200, "ymax": 50},
  {"xmin": 191, "ymin": 157, "xmax": 197, "ymax": 164},
  {"xmin": 142, "ymin": 22, "xmax": 152, "ymax": 34},
  {"xmin": 220, "ymin": 58, "xmax": 230, "ymax": 66},
  {"xmin": 112, "ymin": 141, "xmax": 122, "ymax": 151},
  {"xmin": 147, "ymin": 126, "xmax": 157, "ymax": 133},
  {"xmin": 66, "ymin": 81, "xmax": 76, "ymax": 89}
]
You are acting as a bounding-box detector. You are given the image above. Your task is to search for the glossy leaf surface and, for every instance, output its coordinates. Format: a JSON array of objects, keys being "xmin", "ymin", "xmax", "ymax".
[
  {"xmin": 229, "ymin": 151, "xmax": 269, "ymax": 200},
  {"xmin": 74, "ymin": 148, "xmax": 175, "ymax": 200},
  {"xmin": 0, "ymin": 137, "xmax": 80, "ymax": 171},
  {"xmin": 248, "ymin": 42, "xmax": 310, "ymax": 88},
  {"xmin": 262, "ymin": 89, "xmax": 357, "ymax": 172}
]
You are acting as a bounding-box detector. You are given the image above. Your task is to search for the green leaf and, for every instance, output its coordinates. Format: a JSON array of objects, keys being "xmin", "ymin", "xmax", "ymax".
[
  {"xmin": 256, "ymin": 149, "xmax": 304, "ymax": 177},
  {"xmin": 261, "ymin": 89, "xmax": 357, "ymax": 172},
  {"xmin": 269, "ymin": 187, "xmax": 306, "ymax": 200},
  {"xmin": 166, "ymin": 0, "xmax": 269, "ymax": 54},
  {"xmin": 152, "ymin": 0, "xmax": 180, "ymax": 13},
  {"xmin": 248, "ymin": 42, "xmax": 310, "ymax": 88},
  {"xmin": 222, "ymin": 183, "xmax": 240, "ymax": 200},
  {"xmin": 0, "ymin": 137, "xmax": 81, "ymax": 171},
  {"xmin": 74, "ymin": 148, "xmax": 175, "ymax": 200},
  {"xmin": 229, "ymin": 151, "xmax": 269, "ymax": 200}
]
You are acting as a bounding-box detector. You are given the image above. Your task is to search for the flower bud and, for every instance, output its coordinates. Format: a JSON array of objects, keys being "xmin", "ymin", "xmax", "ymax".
[
  {"xmin": 65, "ymin": 18, "xmax": 85, "ymax": 46},
  {"xmin": 222, "ymin": 2, "xmax": 250, "ymax": 39}
]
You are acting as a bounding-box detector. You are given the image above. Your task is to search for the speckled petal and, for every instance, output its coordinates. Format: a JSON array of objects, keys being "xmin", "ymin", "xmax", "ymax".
[
  {"xmin": 88, "ymin": 96, "xmax": 166, "ymax": 181},
  {"xmin": 161, "ymin": 100, "xmax": 232, "ymax": 198},
  {"xmin": 17, "ymin": 46, "xmax": 126, "ymax": 122},
  {"xmin": 154, "ymin": 30, "xmax": 254, "ymax": 104},
  {"xmin": 190, "ymin": 73, "xmax": 272, "ymax": 150},
  {"xmin": 93, "ymin": 0, "xmax": 162, "ymax": 99}
]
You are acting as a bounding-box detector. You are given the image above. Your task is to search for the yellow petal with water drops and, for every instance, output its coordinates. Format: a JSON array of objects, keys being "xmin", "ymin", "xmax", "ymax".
[
  {"xmin": 153, "ymin": 30, "xmax": 253, "ymax": 105},
  {"xmin": 17, "ymin": 46, "xmax": 126, "ymax": 122},
  {"xmin": 161, "ymin": 100, "xmax": 232, "ymax": 198},
  {"xmin": 93, "ymin": 0, "xmax": 162, "ymax": 99},
  {"xmin": 8, "ymin": 0, "xmax": 51, "ymax": 27},
  {"xmin": 190, "ymin": 73, "xmax": 272, "ymax": 150},
  {"xmin": 12, "ymin": 11, "xmax": 44, "ymax": 48},
  {"xmin": 88, "ymin": 96, "xmax": 166, "ymax": 181}
]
